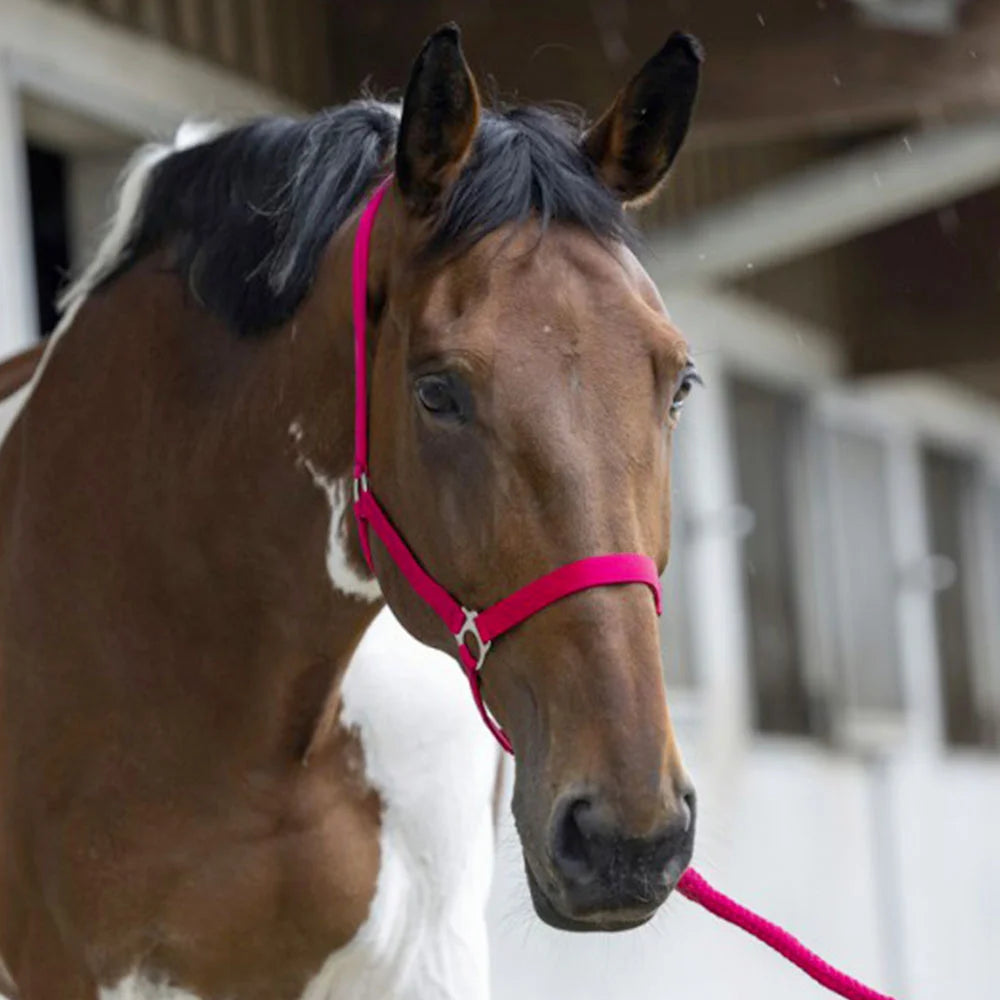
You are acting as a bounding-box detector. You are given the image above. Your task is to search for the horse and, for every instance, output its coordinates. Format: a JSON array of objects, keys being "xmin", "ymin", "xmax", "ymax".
[{"xmin": 0, "ymin": 24, "xmax": 702, "ymax": 1000}]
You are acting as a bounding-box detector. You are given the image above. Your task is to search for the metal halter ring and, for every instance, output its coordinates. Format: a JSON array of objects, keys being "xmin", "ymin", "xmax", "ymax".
[
  {"xmin": 455, "ymin": 609, "xmax": 492, "ymax": 672},
  {"xmin": 351, "ymin": 472, "xmax": 369, "ymax": 504}
]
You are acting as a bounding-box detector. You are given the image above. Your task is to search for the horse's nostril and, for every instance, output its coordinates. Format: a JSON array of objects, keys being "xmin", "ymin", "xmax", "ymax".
[
  {"xmin": 680, "ymin": 787, "xmax": 697, "ymax": 833},
  {"xmin": 552, "ymin": 796, "xmax": 598, "ymax": 884}
]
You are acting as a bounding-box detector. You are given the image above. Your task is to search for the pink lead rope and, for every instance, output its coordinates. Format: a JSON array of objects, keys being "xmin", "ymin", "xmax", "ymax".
[
  {"xmin": 676, "ymin": 870, "xmax": 896, "ymax": 1000},
  {"xmin": 351, "ymin": 177, "xmax": 898, "ymax": 1000}
]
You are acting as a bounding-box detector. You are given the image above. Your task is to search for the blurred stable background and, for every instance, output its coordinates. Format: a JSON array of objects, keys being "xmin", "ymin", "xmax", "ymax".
[{"xmin": 1, "ymin": 1, "xmax": 998, "ymax": 997}]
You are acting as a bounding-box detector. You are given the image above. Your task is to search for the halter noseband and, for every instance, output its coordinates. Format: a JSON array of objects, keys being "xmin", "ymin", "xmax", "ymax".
[{"xmin": 350, "ymin": 177, "xmax": 662, "ymax": 753}]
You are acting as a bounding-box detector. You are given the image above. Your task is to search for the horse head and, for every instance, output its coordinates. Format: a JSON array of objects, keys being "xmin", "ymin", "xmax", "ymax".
[{"xmin": 347, "ymin": 25, "xmax": 702, "ymax": 931}]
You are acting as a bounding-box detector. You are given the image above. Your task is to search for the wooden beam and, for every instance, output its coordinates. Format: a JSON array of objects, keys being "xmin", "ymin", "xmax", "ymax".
[
  {"xmin": 246, "ymin": 0, "xmax": 277, "ymax": 92},
  {"xmin": 645, "ymin": 119, "xmax": 1000, "ymax": 284},
  {"xmin": 685, "ymin": 0, "xmax": 1000, "ymax": 146},
  {"xmin": 327, "ymin": 0, "xmax": 1000, "ymax": 145},
  {"xmin": 0, "ymin": 0, "xmax": 297, "ymax": 139},
  {"xmin": 843, "ymin": 185, "xmax": 1000, "ymax": 374},
  {"xmin": 731, "ymin": 182, "xmax": 1000, "ymax": 377}
]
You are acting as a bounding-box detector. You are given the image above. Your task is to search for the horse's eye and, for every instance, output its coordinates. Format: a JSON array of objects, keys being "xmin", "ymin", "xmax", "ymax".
[
  {"xmin": 670, "ymin": 365, "xmax": 702, "ymax": 416},
  {"xmin": 415, "ymin": 373, "xmax": 463, "ymax": 420}
]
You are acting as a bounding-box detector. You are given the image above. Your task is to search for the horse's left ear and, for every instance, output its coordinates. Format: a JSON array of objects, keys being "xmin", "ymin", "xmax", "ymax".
[{"xmin": 583, "ymin": 32, "xmax": 702, "ymax": 205}]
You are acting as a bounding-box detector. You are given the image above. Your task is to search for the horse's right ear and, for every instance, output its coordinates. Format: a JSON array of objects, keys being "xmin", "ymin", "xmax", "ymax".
[{"xmin": 396, "ymin": 24, "xmax": 480, "ymax": 216}]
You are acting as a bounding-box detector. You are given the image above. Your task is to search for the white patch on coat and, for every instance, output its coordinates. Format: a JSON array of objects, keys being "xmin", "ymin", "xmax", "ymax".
[
  {"xmin": 301, "ymin": 608, "xmax": 499, "ymax": 1000},
  {"xmin": 0, "ymin": 953, "xmax": 17, "ymax": 999},
  {"xmin": 288, "ymin": 422, "xmax": 382, "ymax": 604},
  {"xmin": 98, "ymin": 972, "xmax": 202, "ymax": 1000},
  {"xmin": 0, "ymin": 382, "xmax": 32, "ymax": 452},
  {"xmin": 98, "ymin": 615, "xmax": 498, "ymax": 1000}
]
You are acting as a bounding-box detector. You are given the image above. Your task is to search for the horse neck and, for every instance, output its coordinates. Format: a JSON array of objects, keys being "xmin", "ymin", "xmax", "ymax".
[{"xmin": 18, "ymin": 246, "xmax": 381, "ymax": 765}]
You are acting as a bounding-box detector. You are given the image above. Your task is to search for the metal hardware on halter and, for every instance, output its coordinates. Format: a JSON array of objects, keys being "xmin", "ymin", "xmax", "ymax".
[
  {"xmin": 455, "ymin": 608, "xmax": 492, "ymax": 672},
  {"xmin": 351, "ymin": 472, "xmax": 369, "ymax": 504}
]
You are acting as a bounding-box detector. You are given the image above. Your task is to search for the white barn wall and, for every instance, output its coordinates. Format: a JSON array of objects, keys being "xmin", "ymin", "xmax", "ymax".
[
  {"xmin": 0, "ymin": 62, "xmax": 38, "ymax": 355},
  {"xmin": 891, "ymin": 755, "xmax": 1000, "ymax": 999}
]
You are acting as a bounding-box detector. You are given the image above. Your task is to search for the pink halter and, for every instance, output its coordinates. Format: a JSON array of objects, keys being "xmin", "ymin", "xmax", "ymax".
[
  {"xmin": 350, "ymin": 177, "xmax": 661, "ymax": 754},
  {"xmin": 349, "ymin": 177, "xmax": 896, "ymax": 1000}
]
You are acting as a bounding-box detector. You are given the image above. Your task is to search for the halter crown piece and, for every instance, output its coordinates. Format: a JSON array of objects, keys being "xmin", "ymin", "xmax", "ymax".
[{"xmin": 350, "ymin": 177, "xmax": 896, "ymax": 1000}]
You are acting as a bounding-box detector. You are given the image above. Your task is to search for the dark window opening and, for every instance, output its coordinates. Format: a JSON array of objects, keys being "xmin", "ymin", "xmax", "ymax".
[
  {"xmin": 27, "ymin": 144, "xmax": 70, "ymax": 337},
  {"xmin": 923, "ymin": 448, "xmax": 995, "ymax": 749},
  {"xmin": 730, "ymin": 377, "xmax": 812, "ymax": 735}
]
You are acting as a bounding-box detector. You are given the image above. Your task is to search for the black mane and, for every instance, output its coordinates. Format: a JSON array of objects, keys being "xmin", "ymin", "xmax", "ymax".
[{"xmin": 103, "ymin": 101, "xmax": 630, "ymax": 334}]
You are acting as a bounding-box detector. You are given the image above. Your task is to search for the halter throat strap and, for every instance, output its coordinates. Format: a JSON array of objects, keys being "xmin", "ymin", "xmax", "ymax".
[{"xmin": 350, "ymin": 176, "xmax": 662, "ymax": 754}]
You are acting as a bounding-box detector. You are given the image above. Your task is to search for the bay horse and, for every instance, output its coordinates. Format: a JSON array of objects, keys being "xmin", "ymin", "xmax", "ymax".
[{"xmin": 0, "ymin": 25, "xmax": 702, "ymax": 1000}]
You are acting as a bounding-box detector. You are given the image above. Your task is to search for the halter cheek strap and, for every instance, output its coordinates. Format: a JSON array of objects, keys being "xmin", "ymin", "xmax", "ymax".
[{"xmin": 350, "ymin": 176, "xmax": 661, "ymax": 754}]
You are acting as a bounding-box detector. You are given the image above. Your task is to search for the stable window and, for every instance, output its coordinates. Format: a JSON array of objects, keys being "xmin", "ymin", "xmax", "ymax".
[
  {"xmin": 922, "ymin": 448, "xmax": 999, "ymax": 749},
  {"xmin": 818, "ymin": 422, "xmax": 904, "ymax": 726},
  {"xmin": 19, "ymin": 96, "xmax": 135, "ymax": 343},
  {"xmin": 729, "ymin": 378, "xmax": 905, "ymax": 741},
  {"xmin": 26, "ymin": 143, "xmax": 69, "ymax": 337},
  {"xmin": 729, "ymin": 377, "xmax": 812, "ymax": 735}
]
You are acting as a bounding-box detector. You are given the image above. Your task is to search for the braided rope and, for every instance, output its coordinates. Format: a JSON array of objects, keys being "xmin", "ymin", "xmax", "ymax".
[{"xmin": 677, "ymin": 869, "xmax": 896, "ymax": 1000}]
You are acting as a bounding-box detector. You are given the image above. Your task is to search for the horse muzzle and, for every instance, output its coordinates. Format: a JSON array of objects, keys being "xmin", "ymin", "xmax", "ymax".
[{"xmin": 523, "ymin": 784, "xmax": 696, "ymax": 932}]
